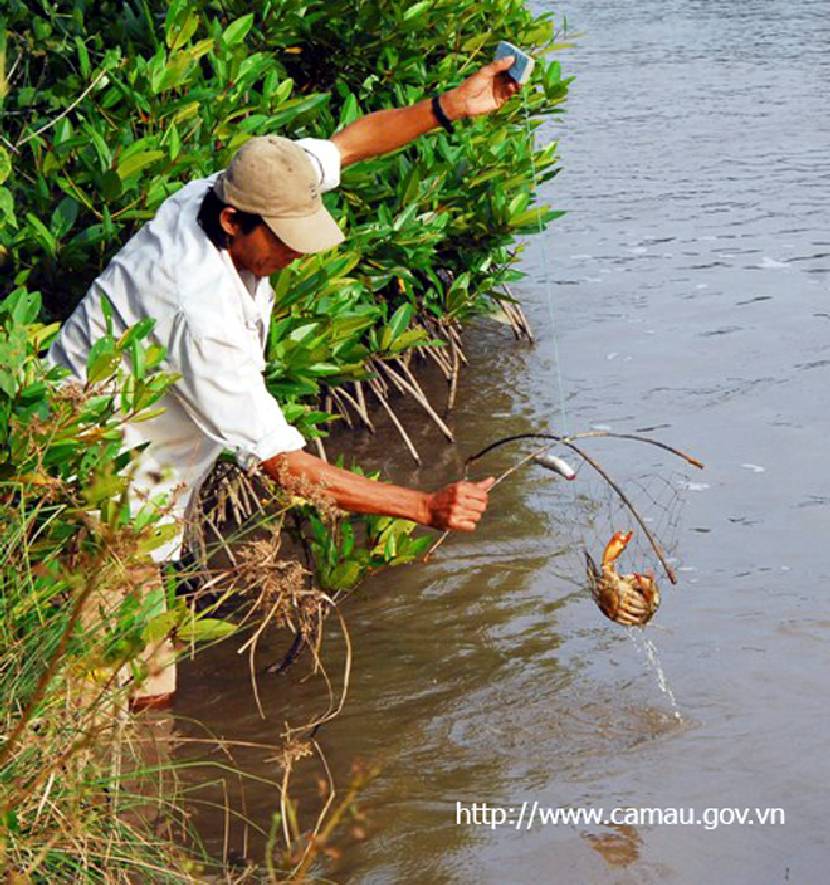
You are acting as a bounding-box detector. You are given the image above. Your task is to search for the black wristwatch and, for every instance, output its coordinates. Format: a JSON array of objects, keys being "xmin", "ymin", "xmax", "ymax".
[{"xmin": 431, "ymin": 94, "xmax": 455, "ymax": 134}]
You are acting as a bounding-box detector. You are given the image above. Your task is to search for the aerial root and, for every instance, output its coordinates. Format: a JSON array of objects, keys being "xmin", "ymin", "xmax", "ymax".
[
  {"xmin": 373, "ymin": 358, "xmax": 454, "ymax": 442},
  {"xmin": 366, "ymin": 376, "xmax": 421, "ymax": 465}
]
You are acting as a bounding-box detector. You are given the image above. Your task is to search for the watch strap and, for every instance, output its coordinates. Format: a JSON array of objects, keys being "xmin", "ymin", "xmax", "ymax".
[{"xmin": 431, "ymin": 94, "xmax": 455, "ymax": 134}]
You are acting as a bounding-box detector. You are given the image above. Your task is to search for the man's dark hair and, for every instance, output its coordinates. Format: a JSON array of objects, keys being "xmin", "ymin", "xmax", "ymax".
[{"xmin": 197, "ymin": 187, "xmax": 265, "ymax": 249}]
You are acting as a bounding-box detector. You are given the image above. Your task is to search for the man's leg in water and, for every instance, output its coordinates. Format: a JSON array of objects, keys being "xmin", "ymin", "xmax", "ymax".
[{"xmin": 128, "ymin": 564, "xmax": 177, "ymax": 711}]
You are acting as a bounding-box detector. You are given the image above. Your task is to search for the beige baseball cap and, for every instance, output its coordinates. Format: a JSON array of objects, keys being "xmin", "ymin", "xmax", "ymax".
[{"xmin": 213, "ymin": 135, "xmax": 344, "ymax": 253}]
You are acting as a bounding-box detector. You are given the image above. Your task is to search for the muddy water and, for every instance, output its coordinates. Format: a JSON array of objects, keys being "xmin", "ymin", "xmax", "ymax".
[{"xmin": 177, "ymin": 1, "xmax": 830, "ymax": 881}]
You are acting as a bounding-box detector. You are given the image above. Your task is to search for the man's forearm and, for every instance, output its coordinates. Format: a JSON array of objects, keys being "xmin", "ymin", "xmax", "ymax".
[
  {"xmin": 263, "ymin": 449, "xmax": 430, "ymax": 523},
  {"xmin": 329, "ymin": 56, "xmax": 519, "ymax": 167},
  {"xmin": 262, "ymin": 449, "xmax": 494, "ymax": 532},
  {"xmin": 331, "ymin": 95, "xmax": 457, "ymax": 167}
]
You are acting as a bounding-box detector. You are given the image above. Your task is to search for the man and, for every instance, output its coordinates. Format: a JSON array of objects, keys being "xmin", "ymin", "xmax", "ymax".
[{"xmin": 49, "ymin": 56, "xmax": 521, "ymax": 704}]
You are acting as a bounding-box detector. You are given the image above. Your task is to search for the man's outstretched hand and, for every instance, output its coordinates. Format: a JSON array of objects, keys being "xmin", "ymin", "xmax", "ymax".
[
  {"xmin": 443, "ymin": 57, "xmax": 522, "ymax": 121},
  {"xmin": 266, "ymin": 451, "xmax": 495, "ymax": 534},
  {"xmin": 425, "ymin": 477, "xmax": 496, "ymax": 531},
  {"xmin": 333, "ymin": 55, "xmax": 524, "ymax": 166}
]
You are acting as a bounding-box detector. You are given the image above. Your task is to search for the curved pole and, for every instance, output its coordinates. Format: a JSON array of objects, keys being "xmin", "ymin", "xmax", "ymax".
[
  {"xmin": 465, "ymin": 431, "xmax": 703, "ymax": 473},
  {"xmin": 462, "ymin": 431, "xmax": 700, "ymax": 583}
]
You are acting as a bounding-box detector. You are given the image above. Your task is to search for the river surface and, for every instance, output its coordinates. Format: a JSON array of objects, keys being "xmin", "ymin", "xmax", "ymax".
[{"xmin": 177, "ymin": 1, "xmax": 830, "ymax": 881}]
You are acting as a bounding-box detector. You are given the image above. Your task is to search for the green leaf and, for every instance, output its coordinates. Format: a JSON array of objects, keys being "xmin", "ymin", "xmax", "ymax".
[
  {"xmin": 387, "ymin": 326, "xmax": 428, "ymax": 353},
  {"xmin": 83, "ymin": 473, "xmax": 127, "ymax": 506},
  {"xmin": 0, "ymin": 187, "xmax": 16, "ymax": 228},
  {"xmin": 178, "ymin": 617, "xmax": 237, "ymax": 642},
  {"xmin": 509, "ymin": 206, "xmax": 565, "ymax": 231},
  {"xmin": 82, "ymin": 122, "xmax": 112, "ymax": 170},
  {"xmin": 26, "ymin": 213, "xmax": 57, "ymax": 257},
  {"xmin": 339, "ymin": 93, "xmax": 359, "ymax": 128},
  {"xmin": 0, "ymin": 146, "xmax": 10, "ymax": 185},
  {"xmin": 404, "ymin": 535, "xmax": 432, "ymax": 558},
  {"xmin": 143, "ymin": 610, "xmax": 181, "ymax": 643},
  {"xmin": 222, "ymin": 14, "xmax": 254, "ymax": 47},
  {"xmin": 101, "ymin": 295, "xmax": 114, "ymax": 336},
  {"xmin": 157, "ymin": 51, "xmax": 196, "ymax": 92},
  {"xmin": 340, "ymin": 520, "xmax": 355, "ymax": 558},
  {"xmin": 0, "ymin": 368, "xmax": 15, "ymax": 399},
  {"xmin": 87, "ymin": 352, "xmax": 120, "ymax": 384},
  {"xmin": 117, "ymin": 150, "xmax": 165, "ymax": 181},
  {"xmin": 461, "ymin": 33, "xmax": 492, "ymax": 53},
  {"xmin": 287, "ymin": 322, "xmax": 322, "ymax": 344},
  {"xmin": 325, "ymin": 560, "xmax": 363, "ymax": 590},
  {"xmin": 10, "ymin": 289, "xmax": 40, "ymax": 325},
  {"xmin": 100, "ymin": 170, "xmax": 122, "ymax": 200},
  {"xmin": 166, "ymin": 7, "xmax": 199, "ymax": 51},
  {"xmin": 403, "ymin": 0, "xmax": 431, "ymax": 21},
  {"xmin": 75, "ymin": 35, "xmax": 91, "ymax": 78},
  {"xmin": 51, "ymin": 197, "xmax": 79, "ymax": 239},
  {"xmin": 27, "ymin": 321, "xmax": 61, "ymax": 352},
  {"xmin": 118, "ymin": 317, "xmax": 155, "ymax": 349},
  {"xmin": 388, "ymin": 303, "xmax": 412, "ymax": 341},
  {"xmin": 87, "ymin": 338, "xmax": 119, "ymax": 383},
  {"xmin": 129, "ymin": 406, "xmax": 166, "ymax": 423},
  {"xmin": 130, "ymin": 339, "xmax": 146, "ymax": 380},
  {"xmin": 275, "ymin": 77, "xmax": 293, "ymax": 102},
  {"xmin": 171, "ymin": 100, "xmax": 200, "ymax": 125},
  {"xmin": 144, "ymin": 343, "xmax": 166, "ymax": 370}
]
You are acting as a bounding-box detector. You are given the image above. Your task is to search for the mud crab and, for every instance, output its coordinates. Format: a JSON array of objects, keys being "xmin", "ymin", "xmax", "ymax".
[{"xmin": 586, "ymin": 531, "xmax": 661, "ymax": 627}]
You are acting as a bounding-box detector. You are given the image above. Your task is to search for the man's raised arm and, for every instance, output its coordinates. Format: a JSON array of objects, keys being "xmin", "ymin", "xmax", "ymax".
[{"xmin": 331, "ymin": 56, "xmax": 519, "ymax": 167}]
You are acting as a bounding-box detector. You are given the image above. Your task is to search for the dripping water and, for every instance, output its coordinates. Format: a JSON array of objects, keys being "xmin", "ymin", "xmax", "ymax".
[{"xmin": 628, "ymin": 628, "xmax": 682, "ymax": 721}]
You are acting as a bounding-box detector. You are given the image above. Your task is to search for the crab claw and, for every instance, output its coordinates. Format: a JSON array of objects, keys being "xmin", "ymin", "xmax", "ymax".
[
  {"xmin": 602, "ymin": 531, "xmax": 633, "ymax": 568},
  {"xmin": 631, "ymin": 571, "xmax": 660, "ymax": 610},
  {"xmin": 631, "ymin": 570, "xmax": 655, "ymax": 590}
]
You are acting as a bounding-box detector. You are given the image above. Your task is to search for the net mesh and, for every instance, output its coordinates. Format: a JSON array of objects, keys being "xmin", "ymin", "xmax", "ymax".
[{"xmin": 474, "ymin": 434, "xmax": 695, "ymax": 607}]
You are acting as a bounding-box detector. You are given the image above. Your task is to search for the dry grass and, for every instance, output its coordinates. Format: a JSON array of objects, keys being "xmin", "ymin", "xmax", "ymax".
[{"xmin": 0, "ymin": 455, "xmax": 365, "ymax": 881}]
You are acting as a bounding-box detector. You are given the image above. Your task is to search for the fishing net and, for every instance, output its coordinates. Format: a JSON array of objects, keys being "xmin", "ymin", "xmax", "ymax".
[
  {"xmin": 553, "ymin": 462, "xmax": 687, "ymax": 576},
  {"xmin": 459, "ymin": 431, "xmax": 700, "ymax": 626}
]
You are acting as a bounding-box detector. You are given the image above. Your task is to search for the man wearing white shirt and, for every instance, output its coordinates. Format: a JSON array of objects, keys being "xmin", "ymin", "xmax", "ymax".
[{"xmin": 49, "ymin": 57, "xmax": 520, "ymax": 705}]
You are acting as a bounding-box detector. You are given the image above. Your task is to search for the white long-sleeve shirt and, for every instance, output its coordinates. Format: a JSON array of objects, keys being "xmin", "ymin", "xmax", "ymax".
[{"xmin": 48, "ymin": 139, "xmax": 341, "ymax": 561}]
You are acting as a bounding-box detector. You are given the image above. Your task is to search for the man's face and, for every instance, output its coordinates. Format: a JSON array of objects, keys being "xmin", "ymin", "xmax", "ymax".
[{"xmin": 221, "ymin": 208, "xmax": 302, "ymax": 277}]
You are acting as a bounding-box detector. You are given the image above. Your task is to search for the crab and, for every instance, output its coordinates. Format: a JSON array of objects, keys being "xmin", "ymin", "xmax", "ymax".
[{"xmin": 586, "ymin": 531, "xmax": 661, "ymax": 627}]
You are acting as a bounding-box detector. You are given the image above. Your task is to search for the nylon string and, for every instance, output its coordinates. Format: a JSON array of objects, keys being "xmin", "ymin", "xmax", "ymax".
[{"xmin": 520, "ymin": 88, "xmax": 570, "ymax": 440}]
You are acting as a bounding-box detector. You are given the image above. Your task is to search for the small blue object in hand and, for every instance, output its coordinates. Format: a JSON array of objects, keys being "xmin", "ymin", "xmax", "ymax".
[{"xmin": 495, "ymin": 40, "xmax": 535, "ymax": 86}]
